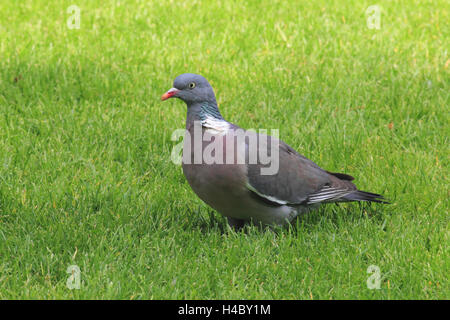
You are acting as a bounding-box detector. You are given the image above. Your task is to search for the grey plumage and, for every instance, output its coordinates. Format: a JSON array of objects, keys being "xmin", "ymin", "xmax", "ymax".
[{"xmin": 161, "ymin": 73, "xmax": 387, "ymax": 228}]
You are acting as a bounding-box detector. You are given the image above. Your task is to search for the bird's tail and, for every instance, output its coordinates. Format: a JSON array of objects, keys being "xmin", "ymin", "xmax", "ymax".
[{"xmin": 341, "ymin": 190, "xmax": 389, "ymax": 204}]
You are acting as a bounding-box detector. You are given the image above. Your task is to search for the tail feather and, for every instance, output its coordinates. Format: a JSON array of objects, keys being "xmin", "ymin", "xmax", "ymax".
[{"xmin": 341, "ymin": 190, "xmax": 389, "ymax": 204}]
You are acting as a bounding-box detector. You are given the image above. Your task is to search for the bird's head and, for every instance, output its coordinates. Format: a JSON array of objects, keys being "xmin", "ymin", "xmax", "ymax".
[{"xmin": 161, "ymin": 73, "xmax": 216, "ymax": 105}]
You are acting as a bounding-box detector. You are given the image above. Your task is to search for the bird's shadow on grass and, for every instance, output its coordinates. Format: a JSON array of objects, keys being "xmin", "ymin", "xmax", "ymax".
[
  {"xmin": 186, "ymin": 207, "xmax": 228, "ymax": 234},
  {"xmin": 289, "ymin": 202, "xmax": 387, "ymax": 233},
  {"xmin": 186, "ymin": 202, "xmax": 388, "ymax": 236}
]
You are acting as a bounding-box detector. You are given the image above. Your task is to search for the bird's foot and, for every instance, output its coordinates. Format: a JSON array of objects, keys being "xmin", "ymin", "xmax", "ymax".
[{"xmin": 226, "ymin": 217, "xmax": 247, "ymax": 231}]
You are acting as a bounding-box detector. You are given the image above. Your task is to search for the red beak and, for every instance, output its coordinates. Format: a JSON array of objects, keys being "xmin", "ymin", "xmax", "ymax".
[{"xmin": 161, "ymin": 88, "xmax": 179, "ymax": 101}]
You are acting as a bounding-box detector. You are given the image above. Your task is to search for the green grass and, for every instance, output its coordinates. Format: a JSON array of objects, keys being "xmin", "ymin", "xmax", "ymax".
[{"xmin": 0, "ymin": 0, "xmax": 448, "ymax": 299}]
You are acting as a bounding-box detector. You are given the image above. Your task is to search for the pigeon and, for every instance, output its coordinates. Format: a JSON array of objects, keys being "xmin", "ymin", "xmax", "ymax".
[{"xmin": 161, "ymin": 73, "xmax": 387, "ymax": 228}]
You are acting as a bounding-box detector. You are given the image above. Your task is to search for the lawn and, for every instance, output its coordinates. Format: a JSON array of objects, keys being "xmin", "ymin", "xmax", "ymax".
[{"xmin": 0, "ymin": 0, "xmax": 448, "ymax": 299}]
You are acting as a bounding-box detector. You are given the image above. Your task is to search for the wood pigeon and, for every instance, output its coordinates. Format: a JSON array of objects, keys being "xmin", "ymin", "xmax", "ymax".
[{"xmin": 161, "ymin": 73, "xmax": 387, "ymax": 228}]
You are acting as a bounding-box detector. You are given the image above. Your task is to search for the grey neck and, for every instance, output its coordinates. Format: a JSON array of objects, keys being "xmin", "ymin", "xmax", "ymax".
[{"xmin": 186, "ymin": 101, "xmax": 225, "ymax": 124}]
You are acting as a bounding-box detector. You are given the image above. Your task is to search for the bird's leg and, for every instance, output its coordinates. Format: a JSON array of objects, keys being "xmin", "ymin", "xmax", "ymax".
[{"xmin": 226, "ymin": 217, "xmax": 247, "ymax": 231}]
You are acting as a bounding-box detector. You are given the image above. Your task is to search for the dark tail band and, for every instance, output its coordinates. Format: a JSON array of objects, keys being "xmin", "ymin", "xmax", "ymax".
[{"xmin": 342, "ymin": 190, "xmax": 389, "ymax": 204}]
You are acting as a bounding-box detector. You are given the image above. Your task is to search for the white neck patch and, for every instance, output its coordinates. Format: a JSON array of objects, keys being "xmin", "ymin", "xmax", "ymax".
[{"xmin": 201, "ymin": 115, "xmax": 230, "ymax": 134}]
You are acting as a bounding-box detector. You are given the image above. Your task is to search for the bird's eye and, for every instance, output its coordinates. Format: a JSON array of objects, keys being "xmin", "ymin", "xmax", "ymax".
[{"xmin": 189, "ymin": 82, "xmax": 196, "ymax": 89}]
